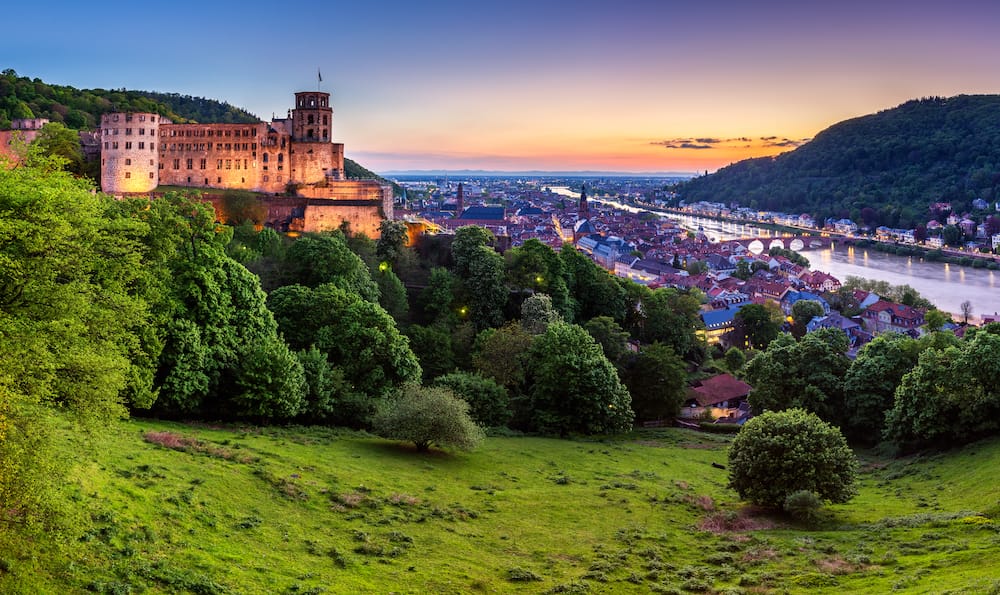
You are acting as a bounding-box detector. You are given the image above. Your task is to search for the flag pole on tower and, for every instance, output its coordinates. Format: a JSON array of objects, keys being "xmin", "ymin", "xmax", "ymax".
[{"xmin": 318, "ymin": 68, "xmax": 322, "ymax": 91}]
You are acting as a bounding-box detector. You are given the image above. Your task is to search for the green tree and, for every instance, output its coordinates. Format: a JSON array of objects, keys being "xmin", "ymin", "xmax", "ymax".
[
  {"xmin": 405, "ymin": 323, "xmax": 456, "ymax": 382},
  {"xmin": 232, "ymin": 337, "xmax": 307, "ymax": 420},
  {"xmin": 284, "ymin": 232, "xmax": 379, "ymax": 302},
  {"xmin": 884, "ymin": 331, "xmax": 1000, "ymax": 449},
  {"xmin": 506, "ymin": 239, "xmax": 572, "ymax": 319},
  {"xmin": 525, "ymin": 322, "xmax": 634, "ymax": 435},
  {"xmin": 0, "ymin": 150, "xmax": 148, "ymax": 526},
  {"xmin": 636, "ymin": 287, "xmax": 703, "ymax": 359},
  {"xmin": 376, "ymin": 219, "xmax": 409, "ymax": 265},
  {"xmin": 433, "ymin": 372, "xmax": 511, "ymax": 427},
  {"xmin": 791, "ymin": 299, "xmax": 825, "ymax": 337},
  {"xmin": 371, "ymin": 384, "xmax": 485, "ymax": 452},
  {"xmin": 560, "ymin": 246, "xmax": 626, "ymax": 322},
  {"xmin": 924, "ymin": 309, "xmax": 948, "ymax": 332},
  {"xmin": 375, "ymin": 267, "xmax": 409, "ymax": 322},
  {"xmin": 723, "ymin": 347, "xmax": 746, "ymax": 373},
  {"xmin": 842, "ymin": 333, "xmax": 922, "ymax": 443},
  {"xmin": 268, "ymin": 283, "xmax": 421, "ymax": 424},
  {"xmin": 732, "ymin": 259, "xmax": 752, "ymax": 280},
  {"xmin": 583, "ymin": 316, "xmax": 631, "ymax": 366},
  {"xmin": 419, "ymin": 267, "xmax": 459, "ymax": 325},
  {"xmin": 473, "ymin": 322, "xmax": 533, "ymax": 396},
  {"xmin": 745, "ymin": 330, "xmax": 850, "ymax": 425},
  {"xmin": 520, "ymin": 293, "xmax": 562, "ymax": 335},
  {"xmin": 621, "ymin": 343, "xmax": 687, "ymax": 422},
  {"xmin": 31, "ymin": 122, "xmax": 83, "ymax": 173},
  {"xmin": 734, "ymin": 303, "xmax": 781, "ymax": 349},
  {"xmin": 295, "ymin": 346, "xmax": 353, "ymax": 423},
  {"xmin": 451, "ymin": 225, "xmax": 495, "ymax": 277},
  {"xmin": 943, "ymin": 224, "xmax": 963, "ymax": 247},
  {"xmin": 728, "ymin": 409, "xmax": 858, "ymax": 508},
  {"xmin": 463, "ymin": 245, "xmax": 508, "ymax": 330}
]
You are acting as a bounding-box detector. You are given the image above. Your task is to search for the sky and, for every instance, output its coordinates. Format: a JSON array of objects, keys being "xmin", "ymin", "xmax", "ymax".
[{"xmin": 6, "ymin": 0, "xmax": 1000, "ymax": 174}]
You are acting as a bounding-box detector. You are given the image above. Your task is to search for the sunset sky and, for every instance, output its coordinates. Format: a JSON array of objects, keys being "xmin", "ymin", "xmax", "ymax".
[{"xmin": 7, "ymin": 1, "xmax": 1000, "ymax": 174}]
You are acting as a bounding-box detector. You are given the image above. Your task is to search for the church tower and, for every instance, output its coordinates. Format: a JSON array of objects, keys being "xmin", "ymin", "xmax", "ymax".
[
  {"xmin": 457, "ymin": 182, "xmax": 465, "ymax": 214},
  {"xmin": 579, "ymin": 184, "xmax": 589, "ymax": 215}
]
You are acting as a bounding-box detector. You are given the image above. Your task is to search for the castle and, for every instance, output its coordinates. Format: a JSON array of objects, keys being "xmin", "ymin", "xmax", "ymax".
[{"xmin": 98, "ymin": 90, "xmax": 391, "ymax": 236}]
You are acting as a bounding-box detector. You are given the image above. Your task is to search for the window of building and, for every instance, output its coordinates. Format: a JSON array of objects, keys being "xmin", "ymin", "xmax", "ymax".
[
  {"xmin": 112, "ymin": 142, "xmax": 118, "ymax": 149},
  {"xmin": 138, "ymin": 142, "xmax": 144, "ymax": 149},
  {"xmin": 149, "ymin": 159, "xmax": 154, "ymax": 166},
  {"xmin": 139, "ymin": 115, "xmax": 145, "ymax": 122},
  {"xmin": 217, "ymin": 177, "xmax": 222, "ymax": 183},
  {"xmin": 235, "ymin": 160, "xmax": 240, "ymax": 170},
  {"xmin": 113, "ymin": 128, "xmax": 119, "ymax": 135},
  {"xmin": 307, "ymin": 129, "xmax": 314, "ymax": 139},
  {"xmin": 125, "ymin": 142, "xmax": 132, "ymax": 149},
  {"xmin": 139, "ymin": 128, "xmax": 145, "ymax": 135},
  {"xmin": 244, "ymin": 159, "xmax": 248, "ymax": 170},
  {"xmin": 263, "ymin": 175, "xmax": 269, "ymax": 182},
  {"xmin": 322, "ymin": 129, "xmax": 328, "ymax": 138},
  {"xmin": 277, "ymin": 153, "xmax": 283, "ymax": 162},
  {"xmin": 277, "ymin": 175, "xmax": 282, "ymax": 182},
  {"xmin": 125, "ymin": 114, "xmax": 132, "ymax": 122},
  {"xmin": 308, "ymin": 115, "xmax": 314, "ymax": 125},
  {"xmin": 323, "ymin": 115, "xmax": 328, "ymax": 125},
  {"xmin": 187, "ymin": 177, "xmax": 191, "ymax": 183},
  {"xmin": 113, "ymin": 115, "xmax": 119, "ymax": 122},
  {"xmin": 151, "ymin": 116, "xmax": 156, "ymax": 122},
  {"xmin": 125, "ymin": 158, "xmax": 131, "ymax": 165},
  {"xmin": 217, "ymin": 159, "xmax": 222, "ymax": 169},
  {"xmin": 262, "ymin": 153, "xmax": 268, "ymax": 163},
  {"xmin": 150, "ymin": 172, "xmax": 155, "ymax": 179},
  {"xmin": 225, "ymin": 160, "xmax": 231, "ymax": 169},
  {"xmin": 125, "ymin": 172, "xmax": 131, "ymax": 178},
  {"xmin": 151, "ymin": 130, "xmax": 155, "ymax": 137},
  {"xmin": 199, "ymin": 159, "xmax": 206, "ymax": 169},
  {"xmin": 104, "ymin": 142, "xmax": 108, "ymax": 149},
  {"xmin": 173, "ymin": 159, "xmax": 180, "ymax": 169},
  {"xmin": 186, "ymin": 158, "xmax": 193, "ymax": 169}
]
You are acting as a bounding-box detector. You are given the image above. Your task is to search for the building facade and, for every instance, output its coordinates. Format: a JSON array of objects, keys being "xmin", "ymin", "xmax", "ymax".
[{"xmin": 98, "ymin": 90, "xmax": 392, "ymax": 236}]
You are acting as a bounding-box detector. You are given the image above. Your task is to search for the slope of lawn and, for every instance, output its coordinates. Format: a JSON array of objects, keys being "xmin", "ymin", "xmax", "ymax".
[{"xmin": 3, "ymin": 419, "xmax": 1000, "ymax": 594}]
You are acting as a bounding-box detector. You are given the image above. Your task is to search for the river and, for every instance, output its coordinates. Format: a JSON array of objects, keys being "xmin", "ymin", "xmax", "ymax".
[{"xmin": 549, "ymin": 186, "xmax": 1000, "ymax": 318}]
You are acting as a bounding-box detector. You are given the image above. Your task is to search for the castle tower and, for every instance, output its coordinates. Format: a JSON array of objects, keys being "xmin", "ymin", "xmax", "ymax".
[
  {"xmin": 100, "ymin": 112, "xmax": 161, "ymax": 194},
  {"xmin": 291, "ymin": 91, "xmax": 333, "ymax": 143},
  {"xmin": 579, "ymin": 183, "xmax": 589, "ymax": 215}
]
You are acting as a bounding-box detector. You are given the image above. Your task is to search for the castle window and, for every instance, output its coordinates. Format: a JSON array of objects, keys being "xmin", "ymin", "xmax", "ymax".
[
  {"xmin": 263, "ymin": 166, "xmax": 268, "ymax": 171},
  {"xmin": 225, "ymin": 144, "xmax": 231, "ymax": 151},
  {"xmin": 322, "ymin": 129, "xmax": 327, "ymax": 139},
  {"xmin": 204, "ymin": 178, "xmax": 208, "ymax": 185},
  {"xmin": 308, "ymin": 115, "xmax": 314, "ymax": 125},
  {"xmin": 186, "ymin": 159, "xmax": 193, "ymax": 169},
  {"xmin": 150, "ymin": 172, "xmax": 154, "ymax": 179},
  {"xmin": 104, "ymin": 142, "xmax": 108, "ymax": 149},
  {"xmin": 217, "ymin": 160, "xmax": 222, "ymax": 169},
  {"xmin": 149, "ymin": 159, "xmax": 153, "ymax": 166},
  {"xmin": 151, "ymin": 130, "xmax": 155, "ymax": 137},
  {"xmin": 244, "ymin": 159, "xmax": 248, "ymax": 169},
  {"xmin": 125, "ymin": 142, "xmax": 132, "ymax": 149},
  {"xmin": 113, "ymin": 115, "xmax": 119, "ymax": 122},
  {"xmin": 173, "ymin": 159, "xmax": 180, "ymax": 169},
  {"xmin": 235, "ymin": 160, "xmax": 240, "ymax": 170},
  {"xmin": 187, "ymin": 177, "xmax": 191, "ymax": 183},
  {"xmin": 125, "ymin": 114, "xmax": 132, "ymax": 122},
  {"xmin": 263, "ymin": 153, "xmax": 268, "ymax": 162},
  {"xmin": 125, "ymin": 128, "xmax": 132, "ymax": 136},
  {"xmin": 263, "ymin": 175, "xmax": 269, "ymax": 182},
  {"xmin": 159, "ymin": 163, "xmax": 163, "ymax": 169},
  {"xmin": 309, "ymin": 99, "xmax": 315, "ymax": 107},
  {"xmin": 199, "ymin": 159, "xmax": 206, "ymax": 169},
  {"xmin": 277, "ymin": 153, "xmax": 283, "ymax": 162},
  {"xmin": 112, "ymin": 142, "xmax": 118, "ymax": 149},
  {"xmin": 307, "ymin": 129, "xmax": 314, "ymax": 138},
  {"xmin": 252, "ymin": 143, "xmax": 256, "ymax": 150},
  {"xmin": 208, "ymin": 130, "xmax": 214, "ymax": 137},
  {"xmin": 139, "ymin": 128, "xmax": 145, "ymax": 135},
  {"xmin": 217, "ymin": 177, "xmax": 221, "ymax": 183},
  {"xmin": 125, "ymin": 172, "xmax": 131, "ymax": 178},
  {"xmin": 186, "ymin": 130, "xmax": 191, "ymax": 137},
  {"xmin": 323, "ymin": 115, "xmax": 328, "ymax": 125},
  {"xmin": 225, "ymin": 160, "xmax": 231, "ymax": 169},
  {"xmin": 277, "ymin": 175, "xmax": 282, "ymax": 182},
  {"xmin": 125, "ymin": 158, "xmax": 131, "ymax": 165},
  {"xmin": 113, "ymin": 128, "xmax": 118, "ymax": 135},
  {"xmin": 151, "ymin": 116, "xmax": 155, "ymax": 122},
  {"xmin": 139, "ymin": 142, "xmax": 145, "ymax": 149},
  {"xmin": 139, "ymin": 115, "xmax": 145, "ymax": 122},
  {"xmin": 216, "ymin": 143, "xmax": 222, "ymax": 151}
]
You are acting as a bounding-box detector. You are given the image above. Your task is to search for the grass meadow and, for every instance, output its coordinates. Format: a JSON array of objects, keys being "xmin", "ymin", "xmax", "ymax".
[{"xmin": 3, "ymin": 419, "xmax": 1000, "ymax": 594}]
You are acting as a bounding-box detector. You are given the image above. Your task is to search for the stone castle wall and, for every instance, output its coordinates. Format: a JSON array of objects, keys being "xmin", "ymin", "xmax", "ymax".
[{"xmin": 100, "ymin": 112, "xmax": 160, "ymax": 193}]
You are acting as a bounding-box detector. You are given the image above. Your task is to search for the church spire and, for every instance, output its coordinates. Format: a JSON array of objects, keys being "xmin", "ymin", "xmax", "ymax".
[
  {"xmin": 457, "ymin": 182, "xmax": 464, "ymax": 214},
  {"xmin": 579, "ymin": 183, "xmax": 589, "ymax": 215}
]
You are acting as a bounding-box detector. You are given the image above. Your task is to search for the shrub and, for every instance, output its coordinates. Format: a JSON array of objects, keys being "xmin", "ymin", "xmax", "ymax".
[
  {"xmin": 783, "ymin": 490, "xmax": 822, "ymax": 525},
  {"xmin": 728, "ymin": 409, "xmax": 858, "ymax": 508},
  {"xmin": 371, "ymin": 384, "xmax": 485, "ymax": 452}
]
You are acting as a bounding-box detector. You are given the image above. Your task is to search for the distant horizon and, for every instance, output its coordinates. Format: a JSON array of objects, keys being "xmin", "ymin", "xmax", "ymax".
[
  {"xmin": 378, "ymin": 169, "xmax": 698, "ymax": 179},
  {"xmin": 7, "ymin": 1, "xmax": 1000, "ymax": 172}
]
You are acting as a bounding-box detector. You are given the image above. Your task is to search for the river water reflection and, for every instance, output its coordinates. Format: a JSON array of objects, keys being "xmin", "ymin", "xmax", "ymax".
[{"xmin": 548, "ymin": 188, "xmax": 1000, "ymax": 318}]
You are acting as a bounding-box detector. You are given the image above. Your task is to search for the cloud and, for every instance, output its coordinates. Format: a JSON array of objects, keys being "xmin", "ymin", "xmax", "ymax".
[
  {"xmin": 694, "ymin": 137, "xmax": 722, "ymax": 144},
  {"xmin": 761, "ymin": 137, "xmax": 811, "ymax": 148},
  {"xmin": 650, "ymin": 135, "xmax": 811, "ymax": 151}
]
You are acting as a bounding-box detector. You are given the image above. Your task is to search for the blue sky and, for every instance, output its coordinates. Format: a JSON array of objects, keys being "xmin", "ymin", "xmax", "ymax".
[{"xmin": 7, "ymin": 0, "xmax": 1000, "ymax": 172}]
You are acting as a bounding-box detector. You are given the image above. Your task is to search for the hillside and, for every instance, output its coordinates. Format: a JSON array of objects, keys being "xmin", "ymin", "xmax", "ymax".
[
  {"xmin": 5, "ymin": 419, "xmax": 1000, "ymax": 594},
  {"xmin": 677, "ymin": 95, "xmax": 1000, "ymax": 228},
  {"xmin": 0, "ymin": 69, "xmax": 258, "ymax": 128}
]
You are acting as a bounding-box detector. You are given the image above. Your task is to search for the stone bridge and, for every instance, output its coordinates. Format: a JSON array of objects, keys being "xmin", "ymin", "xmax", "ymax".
[{"xmin": 716, "ymin": 235, "xmax": 834, "ymax": 255}]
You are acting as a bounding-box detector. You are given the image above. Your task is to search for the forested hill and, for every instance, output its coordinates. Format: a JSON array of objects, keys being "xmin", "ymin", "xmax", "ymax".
[
  {"xmin": 677, "ymin": 95, "xmax": 1000, "ymax": 228},
  {"xmin": 0, "ymin": 69, "xmax": 258, "ymax": 128}
]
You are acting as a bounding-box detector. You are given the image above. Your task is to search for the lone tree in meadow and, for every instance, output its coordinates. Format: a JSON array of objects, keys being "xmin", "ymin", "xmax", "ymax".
[
  {"xmin": 728, "ymin": 409, "xmax": 858, "ymax": 509},
  {"xmin": 371, "ymin": 384, "xmax": 485, "ymax": 452}
]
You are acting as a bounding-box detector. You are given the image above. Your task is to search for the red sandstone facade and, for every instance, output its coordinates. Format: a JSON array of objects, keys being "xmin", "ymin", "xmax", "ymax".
[{"xmin": 98, "ymin": 91, "xmax": 391, "ymax": 236}]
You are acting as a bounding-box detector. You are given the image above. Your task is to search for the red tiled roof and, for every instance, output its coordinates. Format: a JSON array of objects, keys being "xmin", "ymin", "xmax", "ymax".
[{"xmin": 689, "ymin": 374, "xmax": 753, "ymax": 407}]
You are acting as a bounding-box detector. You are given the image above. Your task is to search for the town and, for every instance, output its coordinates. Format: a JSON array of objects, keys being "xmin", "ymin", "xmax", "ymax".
[{"xmin": 397, "ymin": 175, "xmax": 1000, "ymax": 356}]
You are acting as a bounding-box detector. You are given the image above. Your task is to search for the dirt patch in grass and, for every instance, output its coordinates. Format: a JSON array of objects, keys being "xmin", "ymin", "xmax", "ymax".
[
  {"xmin": 699, "ymin": 506, "xmax": 781, "ymax": 533},
  {"xmin": 143, "ymin": 431, "xmax": 256, "ymax": 463},
  {"xmin": 815, "ymin": 556, "xmax": 869, "ymax": 575}
]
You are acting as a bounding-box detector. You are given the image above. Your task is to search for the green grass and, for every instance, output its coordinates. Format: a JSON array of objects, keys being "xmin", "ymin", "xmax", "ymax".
[{"xmin": 4, "ymin": 419, "xmax": 1000, "ymax": 594}]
